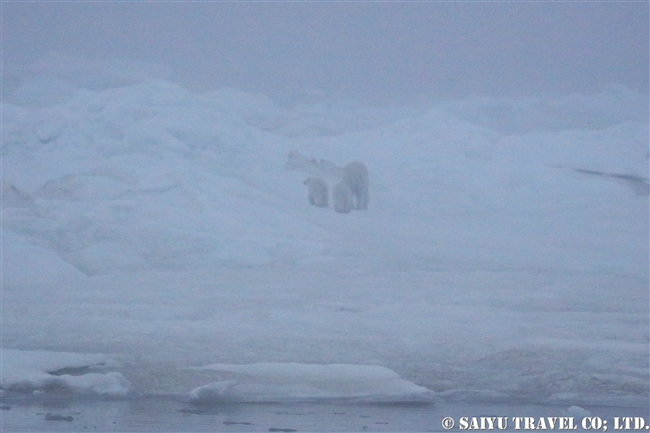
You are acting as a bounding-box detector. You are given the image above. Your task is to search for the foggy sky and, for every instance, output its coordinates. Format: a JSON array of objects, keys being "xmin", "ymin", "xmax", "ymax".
[{"xmin": 2, "ymin": 1, "xmax": 648, "ymax": 105}]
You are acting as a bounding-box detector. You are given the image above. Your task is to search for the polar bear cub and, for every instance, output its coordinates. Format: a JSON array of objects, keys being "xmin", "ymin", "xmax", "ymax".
[
  {"xmin": 332, "ymin": 182, "xmax": 353, "ymax": 213},
  {"xmin": 303, "ymin": 177, "xmax": 329, "ymax": 207},
  {"xmin": 342, "ymin": 161, "xmax": 369, "ymax": 210}
]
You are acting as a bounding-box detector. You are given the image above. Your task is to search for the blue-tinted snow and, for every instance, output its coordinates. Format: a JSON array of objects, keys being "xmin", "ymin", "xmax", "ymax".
[{"xmin": 1, "ymin": 60, "xmax": 647, "ymax": 406}]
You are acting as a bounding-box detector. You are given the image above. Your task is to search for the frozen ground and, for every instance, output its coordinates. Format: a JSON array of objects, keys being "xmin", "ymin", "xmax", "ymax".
[{"xmin": 1, "ymin": 57, "xmax": 648, "ymax": 417}]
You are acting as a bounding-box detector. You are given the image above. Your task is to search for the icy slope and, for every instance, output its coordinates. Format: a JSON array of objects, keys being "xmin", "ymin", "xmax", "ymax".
[
  {"xmin": 1, "ymin": 75, "xmax": 647, "ymax": 405},
  {"xmin": 3, "ymin": 80, "xmax": 647, "ymax": 277}
]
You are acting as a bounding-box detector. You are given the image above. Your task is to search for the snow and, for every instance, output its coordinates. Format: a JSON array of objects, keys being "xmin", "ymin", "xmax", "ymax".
[
  {"xmin": 1, "ymin": 349, "xmax": 130, "ymax": 397},
  {"xmin": 567, "ymin": 405, "xmax": 592, "ymax": 418},
  {"xmin": 187, "ymin": 363, "xmax": 434, "ymax": 403},
  {"xmin": 1, "ymin": 57, "xmax": 648, "ymax": 407}
]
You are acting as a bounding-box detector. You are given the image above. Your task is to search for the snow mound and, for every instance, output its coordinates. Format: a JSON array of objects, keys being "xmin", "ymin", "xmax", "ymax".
[
  {"xmin": 0, "ymin": 349, "xmax": 131, "ymax": 398},
  {"xmin": 566, "ymin": 405, "xmax": 591, "ymax": 418},
  {"xmin": 4, "ymin": 53, "xmax": 175, "ymax": 107},
  {"xmin": 188, "ymin": 363, "xmax": 434, "ymax": 403},
  {"xmin": 1, "ymin": 231, "xmax": 86, "ymax": 285}
]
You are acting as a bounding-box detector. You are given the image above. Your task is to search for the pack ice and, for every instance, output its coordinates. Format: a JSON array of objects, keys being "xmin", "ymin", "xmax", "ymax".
[
  {"xmin": 1, "ymin": 57, "xmax": 648, "ymax": 406},
  {"xmin": 188, "ymin": 363, "xmax": 434, "ymax": 403}
]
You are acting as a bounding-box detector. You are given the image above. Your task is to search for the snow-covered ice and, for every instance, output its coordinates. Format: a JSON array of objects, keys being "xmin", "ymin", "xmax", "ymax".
[
  {"xmin": 188, "ymin": 363, "xmax": 434, "ymax": 403},
  {"xmin": 1, "ymin": 57, "xmax": 648, "ymax": 407},
  {"xmin": 1, "ymin": 349, "xmax": 130, "ymax": 397}
]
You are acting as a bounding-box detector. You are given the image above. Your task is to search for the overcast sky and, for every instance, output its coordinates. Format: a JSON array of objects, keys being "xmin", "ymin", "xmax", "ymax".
[{"xmin": 2, "ymin": 1, "xmax": 648, "ymax": 105}]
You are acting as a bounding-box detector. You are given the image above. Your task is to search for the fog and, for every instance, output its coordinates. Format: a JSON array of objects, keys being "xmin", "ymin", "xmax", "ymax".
[
  {"xmin": 1, "ymin": 2, "xmax": 648, "ymax": 430},
  {"xmin": 3, "ymin": 2, "xmax": 648, "ymax": 104}
]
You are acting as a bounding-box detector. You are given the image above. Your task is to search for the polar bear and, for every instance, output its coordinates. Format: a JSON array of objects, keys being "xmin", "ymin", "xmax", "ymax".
[
  {"xmin": 332, "ymin": 182, "xmax": 353, "ymax": 213},
  {"xmin": 286, "ymin": 150, "xmax": 344, "ymax": 179},
  {"xmin": 303, "ymin": 177, "xmax": 329, "ymax": 207},
  {"xmin": 342, "ymin": 161, "xmax": 369, "ymax": 210}
]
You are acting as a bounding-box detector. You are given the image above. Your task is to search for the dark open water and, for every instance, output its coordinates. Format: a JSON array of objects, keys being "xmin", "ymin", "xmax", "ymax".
[{"xmin": 1, "ymin": 393, "xmax": 648, "ymax": 432}]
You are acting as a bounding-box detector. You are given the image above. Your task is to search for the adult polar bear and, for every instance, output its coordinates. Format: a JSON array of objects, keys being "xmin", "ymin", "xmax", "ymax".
[
  {"xmin": 332, "ymin": 182, "xmax": 352, "ymax": 213},
  {"xmin": 286, "ymin": 151, "xmax": 369, "ymax": 210},
  {"xmin": 342, "ymin": 161, "xmax": 369, "ymax": 210}
]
